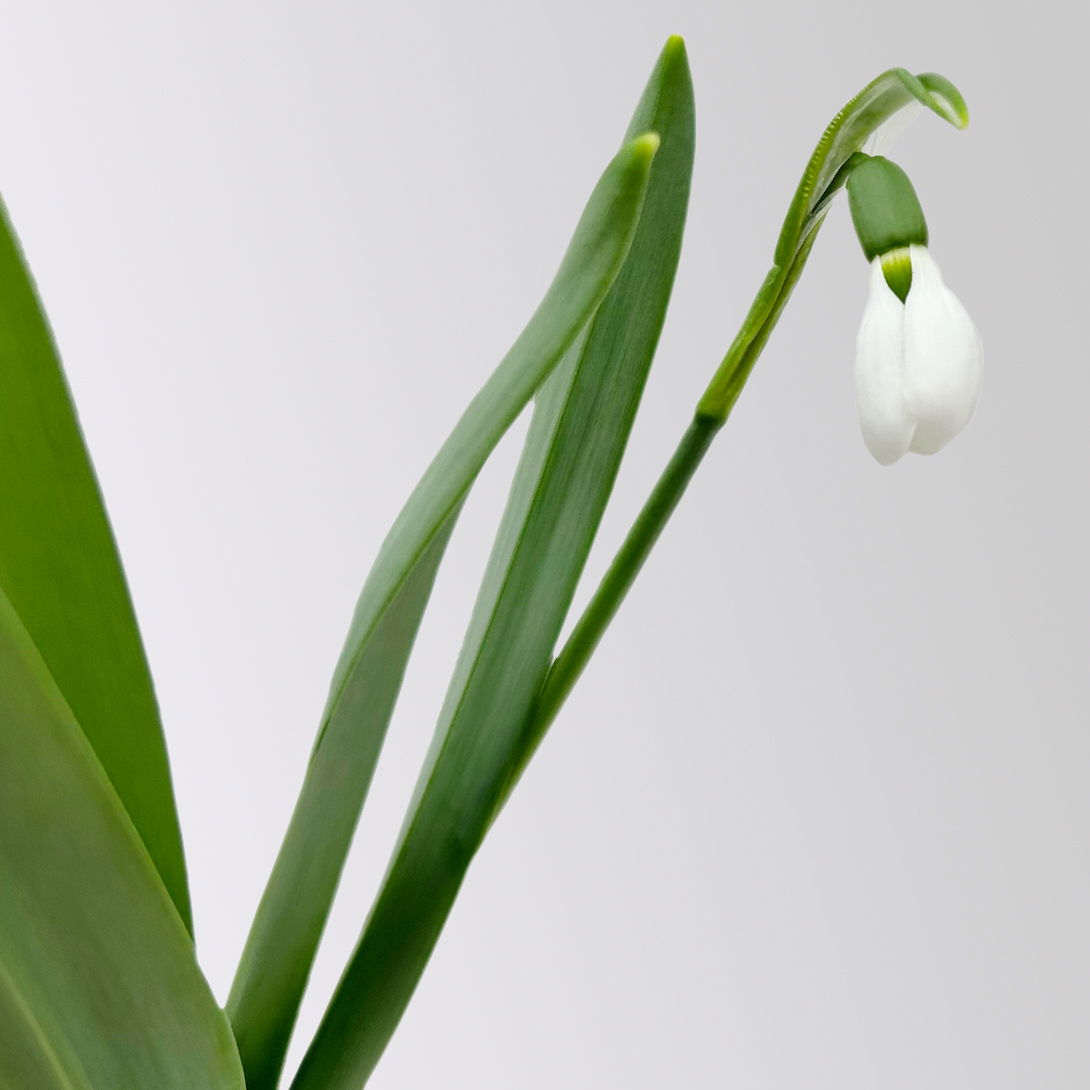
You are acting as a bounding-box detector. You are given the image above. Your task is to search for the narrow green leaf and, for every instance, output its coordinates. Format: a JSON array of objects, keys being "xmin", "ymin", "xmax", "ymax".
[
  {"xmin": 227, "ymin": 511, "xmax": 459, "ymax": 1090},
  {"xmin": 0, "ymin": 587, "xmax": 243, "ymax": 1090},
  {"xmin": 0, "ymin": 202, "xmax": 191, "ymax": 929},
  {"xmin": 290, "ymin": 37, "xmax": 694, "ymax": 1090},
  {"xmin": 227, "ymin": 131, "xmax": 659, "ymax": 1089}
]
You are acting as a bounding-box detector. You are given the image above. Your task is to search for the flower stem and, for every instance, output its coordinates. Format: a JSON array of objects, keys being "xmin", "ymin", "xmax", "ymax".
[
  {"xmin": 550, "ymin": 415, "xmax": 718, "ymax": 711},
  {"xmin": 496, "ymin": 413, "xmax": 718, "ymax": 803},
  {"xmin": 493, "ymin": 218, "xmax": 823, "ymax": 812}
]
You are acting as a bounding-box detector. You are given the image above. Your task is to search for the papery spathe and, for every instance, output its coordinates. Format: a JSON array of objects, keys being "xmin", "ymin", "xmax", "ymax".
[{"xmin": 855, "ymin": 244, "xmax": 981, "ymax": 465}]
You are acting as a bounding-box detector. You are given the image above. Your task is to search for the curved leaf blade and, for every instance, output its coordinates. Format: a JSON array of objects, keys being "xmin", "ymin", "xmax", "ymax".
[
  {"xmin": 227, "ymin": 510, "xmax": 460, "ymax": 1090},
  {"xmin": 0, "ymin": 201, "xmax": 190, "ymax": 928},
  {"xmin": 289, "ymin": 37, "xmax": 694, "ymax": 1090},
  {"xmin": 0, "ymin": 588, "xmax": 243, "ymax": 1090},
  {"xmin": 227, "ymin": 131, "xmax": 659, "ymax": 1090}
]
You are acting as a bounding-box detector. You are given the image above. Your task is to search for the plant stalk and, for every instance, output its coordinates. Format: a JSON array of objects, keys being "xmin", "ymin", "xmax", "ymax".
[{"xmin": 499, "ymin": 219, "xmax": 823, "ymax": 806}]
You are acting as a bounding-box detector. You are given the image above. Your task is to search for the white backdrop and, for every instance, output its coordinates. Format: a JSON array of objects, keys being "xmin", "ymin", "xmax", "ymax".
[{"xmin": 2, "ymin": 1, "xmax": 1087, "ymax": 1087}]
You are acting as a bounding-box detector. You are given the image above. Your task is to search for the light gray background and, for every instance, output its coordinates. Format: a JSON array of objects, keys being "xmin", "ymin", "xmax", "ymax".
[{"xmin": 1, "ymin": 1, "xmax": 1086, "ymax": 1087}]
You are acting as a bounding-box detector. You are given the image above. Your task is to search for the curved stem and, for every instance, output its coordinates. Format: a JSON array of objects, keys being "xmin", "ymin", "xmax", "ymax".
[
  {"xmin": 553, "ymin": 417, "xmax": 716, "ymax": 713},
  {"xmin": 497, "ymin": 223, "xmax": 823, "ymax": 807},
  {"xmin": 497, "ymin": 414, "xmax": 717, "ymax": 801}
]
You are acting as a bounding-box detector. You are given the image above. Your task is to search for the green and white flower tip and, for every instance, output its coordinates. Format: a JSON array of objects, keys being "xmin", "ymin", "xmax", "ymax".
[{"xmin": 846, "ymin": 154, "xmax": 981, "ymax": 466}]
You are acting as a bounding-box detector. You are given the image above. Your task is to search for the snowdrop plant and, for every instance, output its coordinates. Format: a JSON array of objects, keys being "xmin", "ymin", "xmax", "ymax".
[{"xmin": 0, "ymin": 37, "xmax": 974, "ymax": 1090}]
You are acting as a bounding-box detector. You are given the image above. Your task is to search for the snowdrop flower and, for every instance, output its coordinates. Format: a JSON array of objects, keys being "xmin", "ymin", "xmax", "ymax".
[
  {"xmin": 847, "ymin": 156, "xmax": 981, "ymax": 465},
  {"xmin": 855, "ymin": 244, "xmax": 981, "ymax": 464}
]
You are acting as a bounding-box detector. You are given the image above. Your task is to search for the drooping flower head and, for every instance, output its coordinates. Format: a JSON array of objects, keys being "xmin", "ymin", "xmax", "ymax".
[{"xmin": 846, "ymin": 155, "xmax": 982, "ymax": 465}]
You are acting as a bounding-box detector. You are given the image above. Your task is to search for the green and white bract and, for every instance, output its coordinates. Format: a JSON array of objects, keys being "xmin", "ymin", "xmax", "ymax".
[{"xmin": 855, "ymin": 243, "xmax": 982, "ymax": 465}]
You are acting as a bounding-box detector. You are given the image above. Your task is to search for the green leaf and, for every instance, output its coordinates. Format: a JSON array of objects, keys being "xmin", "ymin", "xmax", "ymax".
[
  {"xmin": 289, "ymin": 37, "xmax": 694, "ymax": 1090},
  {"xmin": 227, "ymin": 130, "xmax": 659, "ymax": 1090},
  {"xmin": 0, "ymin": 587, "xmax": 243, "ymax": 1090},
  {"xmin": 0, "ymin": 201, "xmax": 191, "ymax": 929},
  {"xmin": 227, "ymin": 510, "xmax": 460, "ymax": 1090}
]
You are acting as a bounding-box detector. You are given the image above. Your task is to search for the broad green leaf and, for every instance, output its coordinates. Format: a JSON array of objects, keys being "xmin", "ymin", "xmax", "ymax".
[
  {"xmin": 290, "ymin": 37, "xmax": 694, "ymax": 1090},
  {"xmin": 0, "ymin": 587, "xmax": 243, "ymax": 1090},
  {"xmin": 227, "ymin": 131, "xmax": 659, "ymax": 1089},
  {"xmin": 0, "ymin": 201, "xmax": 191, "ymax": 929}
]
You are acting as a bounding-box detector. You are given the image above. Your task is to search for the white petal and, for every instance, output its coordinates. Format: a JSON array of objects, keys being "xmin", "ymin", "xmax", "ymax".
[
  {"xmin": 902, "ymin": 245, "xmax": 982, "ymax": 455},
  {"xmin": 855, "ymin": 259, "xmax": 914, "ymax": 465}
]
